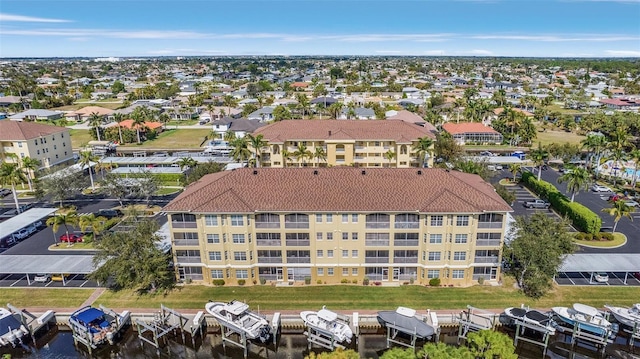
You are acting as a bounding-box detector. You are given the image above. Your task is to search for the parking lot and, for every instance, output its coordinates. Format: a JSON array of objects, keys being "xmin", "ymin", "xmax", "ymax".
[
  {"xmin": 555, "ymin": 272, "xmax": 640, "ymax": 286},
  {"xmin": 0, "ymin": 273, "xmax": 99, "ymax": 288},
  {"xmin": 507, "ymin": 181, "xmax": 576, "ymax": 231}
]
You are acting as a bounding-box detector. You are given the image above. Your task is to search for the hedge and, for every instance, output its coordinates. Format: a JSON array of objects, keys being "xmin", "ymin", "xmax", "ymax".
[
  {"xmin": 521, "ymin": 172, "xmax": 601, "ymax": 234},
  {"xmin": 116, "ymin": 172, "xmax": 184, "ymax": 182}
]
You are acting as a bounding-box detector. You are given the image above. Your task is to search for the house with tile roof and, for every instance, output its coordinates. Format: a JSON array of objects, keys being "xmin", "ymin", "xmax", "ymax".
[
  {"xmin": 253, "ymin": 120, "xmax": 436, "ymax": 168},
  {"xmin": 442, "ymin": 122, "xmax": 503, "ymax": 145},
  {"xmin": 9, "ymin": 109, "xmax": 63, "ymax": 121},
  {"xmin": 163, "ymin": 167, "xmax": 511, "ymax": 287},
  {"xmin": 0, "ymin": 120, "xmax": 73, "ymax": 169}
]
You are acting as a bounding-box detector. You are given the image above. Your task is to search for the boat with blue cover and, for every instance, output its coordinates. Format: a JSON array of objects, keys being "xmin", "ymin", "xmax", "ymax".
[
  {"xmin": 68, "ymin": 306, "xmax": 130, "ymax": 347},
  {"xmin": 0, "ymin": 307, "xmax": 29, "ymax": 348},
  {"xmin": 552, "ymin": 303, "xmax": 615, "ymax": 337}
]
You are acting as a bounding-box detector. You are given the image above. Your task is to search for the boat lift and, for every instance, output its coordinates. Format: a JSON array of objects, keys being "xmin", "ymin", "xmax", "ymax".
[
  {"xmin": 136, "ymin": 304, "xmax": 204, "ymax": 354},
  {"xmin": 216, "ymin": 311, "xmax": 281, "ymax": 359},
  {"xmin": 554, "ymin": 313, "xmax": 617, "ymax": 353},
  {"xmin": 71, "ymin": 305, "xmax": 130, "ymax": 355},
  {"xmin": 456, "ymin": 306, "xmax": 498, "ymax": 344},
  {"xmin": 508, "ymin": 306, "xmax": 556, "ymax": 357},
  {"xmin": 384, "ymin": 309, "xmax": 440, "ymax": 351},
  {"xmin": 303, "ymin": 311, "xmax": 356, "ymax": 352},
  {"xmin": 6, "ymin": 303, "xmax": 55, "ymax": 346},
  {"xmin": 624, "ymin": 321, "xmax": 640, "ymax": 348}
]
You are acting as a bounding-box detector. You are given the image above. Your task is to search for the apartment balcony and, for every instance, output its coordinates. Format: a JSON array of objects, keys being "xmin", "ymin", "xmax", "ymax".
[
  {"xmin": 259, "ymin": 274, "xmax": 278, "ymax": 281},
  {"xmin": 474, "ymin": 256, "xmax": 500, "ymax": 264},
  {"xmin": 287, "ymin": 257, "xmax": 311, "ymax": 264},
  {"xmin": 477, "ymin": 222, "xmax": 502, "ymax": 229},
  {"xmin": 393, "ymin": 257, "xmax": 418, "ymax": 263},
  {"xmin": 365, "ymin": 239, "xmax": 390, "ymax": 246},
  {"xmin": 256, "ymin": 239, "xmax": 282, "ymax": 246},
  {"xmin": 285, "ymin": 240, "xmax": 310, "ymax": 246},
  {"xmin": 173, "ymin": 238, "xmax": 200, "ymax": 246},
  {"xmin": 284, "ymin": 222, "xmax": 309, "ymax": 229},
  {"xmin": 176, "ymin": 256, "xmax": 202, "ymax": 263},
  {"xmin": 365, "ymin": 257, "xmax": 389, "ymax": 263},
  {"xmin": 171, "ymin": 221, "xmax": 197, "ymax": 229},
  {"xmin": 365, "ymin": 223, "xmax": 390, "ymax": 229},
  {"xmin": 255, "ymin": 222, "xmax": 280, "ymax": 229},
  {"xmin": 257, "ymin": 257, "xmax": 283, "ymax": 263},
  {"xmin": 476, "ymin": 239, "xmax": 501, "ymax": 247},
  {"xmin": 394, "ymin": 223, "xmax": 420, "ymax": 229},
  {"xmin": 393, "ymin": 240, "xmax": 419, "ymax": 247}
]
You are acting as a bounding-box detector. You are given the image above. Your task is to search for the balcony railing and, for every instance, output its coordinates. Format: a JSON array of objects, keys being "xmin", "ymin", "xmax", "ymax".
[
  {"xmin": 284, "ymin": 222, "xmax": 309, "ymax": 229},
  {"xmin": 257, "ymin": 257, "xmax": 283, "ymax": 263},
  {"xmin": 476, "ymin": 239, "xmax": 501, "ymax": 247},
  {"xmin": 285, "ymin": 240, "xmax": 310, "ymax": 246},
  {"xmin": 474, "ymin": 256, "xmax": 499, "ymax": 264},
  {"xmin": 365, "ymin": 239, "xmax": 390, "ymax": 246},
  {"xmin": 286, "ymin": 257, "xmax": 311, "ymax": 263},
  {"xmin": 256, "ymin": 239, "xmax": 282, "ymax": 246},
  {"xmin": 184, "ymin": 273, "xmax": 204, "ymax": 280},
  {"xmin": 393, "ymin": 257, "xmax": 418, "ymax": 263},
  {"xmin": 173, "ymin": 238, "xmax": 200, "ymax": 246},
  {"xmin": 365, "ymin": 273, "xmax": 384, "ymax": 281},
  {"xmin": 477, "ymin": 222, "xmax": 502, "ymax": 229},
  {"xmin": 393, "ymin": 240, "xmax": 419, "ymax": 246},
  {"xmin": 365, "ymin": 257, "xmax": 389, "ymax": 263},
  {"xmin": 171, "ymin": 221, "xmax": 197, "ymax": 229},
  {"xmin": 258, "ymin": 274, "xmax": 278, "ymax": 281},
  {"xmin": 176, "ymin": 256, "xmax": 202, "ymax": 263},
  {"xmin": 365, "ymin": 222, "xmax": 390, "ymax": 229},
  {"xmin": 473, "ymin": 274, "xmax": 494, "ymax": 280},
  {"xmin": 394, "ymin": 222, "xmax": 420, "ymax": 229},
  {"xmin": 255, "ymin": 222, "xmax": 280, "ymax": 229},
  {"xmin": 398, "ymin": 274, "xmax": 417, "ymax": 281}
]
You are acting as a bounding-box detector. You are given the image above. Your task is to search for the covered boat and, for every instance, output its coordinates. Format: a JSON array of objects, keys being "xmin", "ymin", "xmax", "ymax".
[
  {"xmin": 0, "ymin": 308, "xmax": 29, "ymax": 348},
  {"xmin": 503, "ymin": 306, "xmax": 556, "ymax": 334},
  {"xmin": 205, "ymin": 300, "xmax": 271, "ymax": 343},
  {"xmin": 69, "ymin": 306, "xmax": 119, "ymax": 346},
  {"xmin": 377, "ymin": 307, "xmax": 436, "ymax": 339},
  {"xmin": 300, "ymin": 306, "xmax": 353, "ymax": 344},
  {"xmin": 604, "ymin": 303, "xmax": 640, "ymax": 328},
  {"xmin": 552, "ymin": 303, "xmax": 613, "ymax": 336}
]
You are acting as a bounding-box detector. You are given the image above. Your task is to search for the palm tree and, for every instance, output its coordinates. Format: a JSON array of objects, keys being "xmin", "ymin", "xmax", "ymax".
[
  {"xmin": 112, "ymin": 113, "xmax": 126, "ymax": 144},
  {"xmin": 281, "ymin": 149, "xmax": 292, "ymax": 167},
  {"xmin": 130, "ymin": 107, "xmax": 149, "ymax": 144},
  {"xmin": 46, "ymin": 210, "xmax": 78, "ymax": 246},
  {"xmin": 293, "ymin": 143, "xmax": 312, "ymax": 166},
  {"xmin": 78, "ymin": 151, "xmax": 100, "ymax": 190},
  {"xmin": 609, "ymin": 148, "xmax": 626, "ymax": 187},
  {"xmin": 95, "ymin": 160, "xmax": 116, "ymax": 180},
  {"xmin": 412, "ymin": 136, "xmax": 434, "ymax": 168},
  {"xmin": 508, "ymin": 163, "xmax": 521, "ymax": 182},
  {"xmin": 223, "ymin": 130, "xmax": 236, "ymax": 142},
  {"xmin": 20, "ymin": 156, "xmax": 40, "ymax": 191},
  {"xmin": 628, "ymin": 149, "xmax": 640, "ymax": 188},
  {"xmin": 557, "ymin": 167, "xmax": 591, "ymax": 202},
  {"xmin": 229, "ymin": 136, "xmax": 251, "ymax": 164},
  {"xmin": 581, "ymin": 133, "xmax": 607, "ymax": 172},
  {"xmin": 0, "ymin": 162, "xmax": 27, "ymax": 212},
  {"xmin": 327, "ymin": 102, "xmax": 343, "ymax": 119},
  {"xmin": 246, "ymin": 134, "xmax": 267, "ymax": 168},
  {"xmin": 529, "ymin": 142, "xmax": 549, "ymax": 181},
  {"xmin": 223, "ymin": 95, "xmax": 237, "ymax": 116},
  {"xmin": 88, "ymin": 112, "xmax": 103, "ymax": 141},
  {"xmin": 314, "ymin": 146, "xmax": 327, "ymax": 167},
  {"xmin": 602, "ymin": 200, "xmax": 634, "ymax": 233},
  {"xmin": 78, "ymin": 213, "xmax": 107, "ymax": 241},
  {"xmin": 384, "ymin": 149, "xmax": 397, "ymax": 168},
  {"xmin": 176, "ymin": 157, "xmax": 197, "ymax": 171}
]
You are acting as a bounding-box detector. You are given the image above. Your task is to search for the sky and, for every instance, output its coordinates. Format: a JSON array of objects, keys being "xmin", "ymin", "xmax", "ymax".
[{"xmin": 1, "ymin": 0, "xmax": 639, "ymax": 58}]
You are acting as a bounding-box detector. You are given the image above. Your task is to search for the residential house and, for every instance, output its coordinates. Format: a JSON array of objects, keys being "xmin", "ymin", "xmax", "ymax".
[
  {"xmin": 211, "ymin": 117, "xmax": 265, "ymax": 139},
  {"xmin": 0, "ymin": 121, "xmax": 74, "ymax": 169},
  {"xmin": 66, "ymin": 106, "xmax": 114, "ymax": 122},
  {"xmin": 247, "ymin": 106, "xmax": 275, "ymax": 122},
  {"xmin": 442, "ymin": 122, "xmax": 503, "ymax": 145},
  {"xmin": 9, "ymin": 109, "xmax": 63, "ymax": 121}
]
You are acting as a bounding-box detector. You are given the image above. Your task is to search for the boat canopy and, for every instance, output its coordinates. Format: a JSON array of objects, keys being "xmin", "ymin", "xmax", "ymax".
[
  {"xmin": 396, "ymin": 307, "xmax": 417, "ymax": 317},
  {"xmin": 73, "ymin": 307, "xmax": 105, "ymax": 324},
  {"xmin": 318, "ymin": 309, "xmax": 338, "ymax": 322},
  {"xmin": 573, "ymin": 303, "xmax": 599, "ymax": 317},
  {"xmin": 225, "ymin": 301, "xmax": 249, "ymax": 316},
  {"xmin": 0, "ymin": 312, "xmax": 22, "ymax": 334}
]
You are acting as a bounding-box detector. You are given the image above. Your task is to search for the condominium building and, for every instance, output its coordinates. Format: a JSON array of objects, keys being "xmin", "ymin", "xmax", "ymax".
[
  {"xmin": 163, "ymin": 167, "xmax": 512, "ymax": 287},
  {"xmin": 252, "ymin": 120, "xmax": 436, "ymax": 168},
  {"xmin": 0, "ymin": 120, "xmax": 74, "ymax": 169}
]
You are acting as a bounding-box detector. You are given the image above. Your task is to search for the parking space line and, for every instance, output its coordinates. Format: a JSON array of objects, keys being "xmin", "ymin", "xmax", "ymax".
[
  {"xmin": 10, "ymin": 275, "xmax": 25, "ymax": 287},
  {"xmin": 45, "ymin": 281, "xmax": 53, "ymax": 287},
  {"xmin": 79, "ymin": 280, "xmax": 89, "ymax": 287}
]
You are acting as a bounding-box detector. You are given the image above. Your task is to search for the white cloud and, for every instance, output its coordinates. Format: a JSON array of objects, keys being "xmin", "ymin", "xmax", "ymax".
[
  {"xmin": 0, "ymin": 13, "xmax": 71, "ymax": 23},
  {"xmin": 466, "ymin": 49, "xmax": 493, "ymax": 55},
  {"xmin": 470, "ymin": 34, "xmax": 640, "ymax": 41},
  {"xmin": 324, "ymin": 34, "xmax": 454, "ymax": 42},
  {"xmin": 605, "ymin": 50, "xmax": 640, "ymax": 56}
]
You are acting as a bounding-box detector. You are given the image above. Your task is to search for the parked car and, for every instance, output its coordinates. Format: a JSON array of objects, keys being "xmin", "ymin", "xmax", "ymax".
[
  {"xmin": 632, "ymin": 272, "xmax": 640, "ymax": 281},
  {"xmin": 592, "ymin": 184, "xmax": 612, "ymax": 192},
  {"xmin": 479, "ymin": 151, "xmax": 495, "ymax": 157},
  {"xmin": 60, "ymin": 234, "xmax": 83, "ymax": 243},
  {"xmin": 93, "ymin": 209, "xmax": 122, "ymax": 219},
  {"xmin": 0, "ymin": 188, "xmax": 11, "ymax": 197},
  {"xmin": 608, "ymin": 194, "xmax": 623, "ymax": 202},
  {"xmin": 33, "ymin": 274, "xmax": 51, "ymax": 283},
  {"xmin": 624, "ymin": 200, "xmax": 639, "ymax": 207},
  {"xmin": 594, "ymin": 272, "xmax": 609, "ymax": 283},
  {"xmin": 12, "ymin": 227, "xmax": 33, "ymax": 241},
  {"xmin": 51, "ymin": 273, "xmax": 70, "ymax": 282},
  {"xmin": 523, "ymin": 199, "xmax": 551, "ymax": 209}
]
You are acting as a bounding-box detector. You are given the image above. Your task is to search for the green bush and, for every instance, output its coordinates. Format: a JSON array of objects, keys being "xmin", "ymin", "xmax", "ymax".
[
  {"xmin": 304, "ymin": 277, "xmax": 311, "ymax": 285},
  {"xmin": 600, "ymin": 232, "xmax": 614, "ymax": 241},
  {"xmin": 362, "ymin": 277, "xmax": 370, "ymax": 286},
  {"xmin": 478, "ymin": 277, "xmax": 485, "ymax": 285},
  {"xmin": 429, "ymin": 277, "xmax": 441, "ymax": 286},
  {"xmin": 317, "ymin": 280, "xmax": 323, "ymax": 285},
  {"xmin": 212, "ymin": 279, "xmax": 225, "ymax": 286},
  {"xmin": 237, "ymin": 279, "xmax": 246, "ymax": 286},
  {"xmin": 260, "ymin": 278, "xmax": 266, "ymax": 285},
  {"xmin": 521, "ymin": 172, "xmax": 601, "ymax": 234},
  {"xmin": 119, "ymin": 172, "xmax": 184, "ymax": 182},
  {"xmin": 341, "ymin": 278, "xmax": 350, "ymax": 284},
  {"xmin": 352, "ymin": 279, "xmax": 358, "ymax": 284}
]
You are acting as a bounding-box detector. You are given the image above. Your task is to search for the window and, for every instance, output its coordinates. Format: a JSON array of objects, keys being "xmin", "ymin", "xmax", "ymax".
[
  {"xmin": 255, "ymin": 213, "xmax": 279, "ymax": 228},
  {"xmin": 427, "ymin": 270, "xmax": 440, "ymax": 279},
  {"xmin": 352, "ymin": 232, "xmax": 358, "ymax": 240},
  {"xmin": 342, "ymin": 250, "xmax": 348, "ymax": 258},
  {"xmin": 366, "ymin": 213, "xmax": 390, "ymax": 229},
  {"xmin": 477, "ymin": 233, "xmax": 501, "ymax": 240},
  {"xmin": 452, "ymin": 270, "xmax": 465, "ymax": 279},
  {"xmin": 206, "ymin": 234, "xmax": 220, "ymax": 244},
  {"xmin": 453, "ymin": 251, "xmax": 466, "ymax": 261},
  {"xmin": 232, "ymin": 234, "xmax": 245, "ymax": 244},
  {"xmin": 327, "ymin": 268, "xmax": 334, "ymax": 276},
  {"xmin": 327, "ymin": 232, "xmax": 333, "ymax": 240},
  {"xmin": 343, "ymin": 268, "xmax": 349, "ymax": 276},
  {"xmin": 211, "ymin": 270, "xmax": 224, "ymax": 279},
  {"xmin": 326, "ymin": 214, "xmax": 333, "ymax": 223},
  {"xmin": 395, "ymin": 213, "xmax": 420, "ymax": 229},
  {"xmin": 18, "ymin": 142, "xmax": 23, "ymax": 148},
  {"xmin": 236, "ymin": 270, "xmax": 249, "ymax": 279},
  {"xmin": 231, "ymin": 215, "xmax": 244, "ymax": 226},
  {"xmin": 430, "ymin": 215, "xmax": 443, "ymax": 226},
  {"xmin": 429, "ymin": 234, "xmax": 442, "ymax": 244},
  {"xmin": 285, "ymin": 213, "xmax": 309, "ymax": 228},
  {"xmin": 54, "ymin": 145, "xmax": 57, "ymax": 150},
  {"xmin": 478, "ymin": 213, "xmax": 503, "ymax": 222},
  {"xmin": 327, "ymin": 250, "xmax": 334, "ymax": 258},
  {"xmin": 316, "ymin": 232, "xmax": 323, "ymax": 241},
  {"xmin": 285, "ymin": 232, "xmax": 310, "ymax": 246},
  {"xmin": 456, "ymin": 215, "xmax": 469, "ymax": 226},
  {"xmin": 400, "ymin": 145, "xmax": 407, "ymax": 155},
  {"xmin": 352, "ymin": 214, "xmax": 358, "ymax": 223},
  {"xmin": 352, "ymin": 268, "xmax": 358, "ymax": 276},
  {"xmin": 394, "ymin": 232, "xmax": 419, "ymax": 246},
  {"xmin": 342, "ymin": 232, "xmax": 349, "ymax": 240},
  {"xmin": 317, "ymin": 249, "xmax": 324, "ymax": 257},
  {"xmin": 205, "ymin": 215, "xmax": 218, "ymax": 226},
  {"xmin": 352, "ymin": 250, "xmax": 358, "ymax": 257},
  {"xmin": 454, "ymin": 234, "xmax": 468, "ymax": 244},
  {"xmin": 341, "ymin": 214, "xmax": 349, "ymax": 223},
  {"xmin": 37, "ymin": 150, "xmax": 40, "ymax": 155},
  {"xmin": 316, "ymin": 214, "xmax": 322, "ymax": 223},
  {"xmin": 317, "ymin": 268, "xmax": 324, "ymax": 276},
  {"xmin": 234, "ymin": 252, "xmax": 247, "ymax": 261},
  {"xmin": 428, "ymin": 252, "xmax": 441, "ymax": 261},
  {"xmin": 208, "ymin": 251, "xmax": 222, "ymax": 261}
]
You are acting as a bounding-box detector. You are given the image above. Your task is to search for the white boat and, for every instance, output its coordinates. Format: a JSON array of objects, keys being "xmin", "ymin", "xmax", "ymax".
[
  {"xmin": 377, "ymin": 307, "xmax": 436, "ymax": 339},
  {"xmin": 503, "ymin": 306, "xmax": 556, "ymax": 334},
  {"xmin": 604, "ymin": 303, "xmax": 640, "ymax": 328},
  {"xmin": 552, "ymin": 303, "xmax": 613, "ymax": 336},
  {"xmin": 205, "ymin": 300, "xmax": 271, "ymax": 343},
  {"xmin": 300, "ymin": 306, "xmax": 353, "ymax": 344},
  {"xmin": 69, "ymin": 306, "xmax": 129, "ymax": 347},
  {"xmin": 0, "ymin": 307, "xmax": 28, "ymax": 347}
]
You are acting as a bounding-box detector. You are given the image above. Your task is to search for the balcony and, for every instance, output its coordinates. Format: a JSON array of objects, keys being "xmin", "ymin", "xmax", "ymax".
[
  {"xmin": 365, "ymin": 222, "xmax": 390, "ymax": 229},
  {"xmin": 365, "ymin": 239, "xmax": 390, "ymax": 246},
  {"xmin": 173, "ymin": 238, "xmax": 200, "ymax": 246},
  {"xmin": 256, "ymin": 239, "xmax": 282, "ymax": 246},
  {"xmin": 257, "ymin": 257, "xmax": 283, "ymax": 263},
  {"xmin": 176, "ymin": 256, "xmax": 202, "ymax": 263},
  {"xmin": 287, "ymin": 257, "xmax": 311, "ymax": 263},
  {"xmin": 477, "ymin": 222, "xmax": 502, "ymax": 229},
  {"xmin": 365, "ymin": 257, "xmax": 389, "ymax": 263},
  {"xmin": 259, "ymin": 274, "xmax": 278, "ymax": 281},
  {"xmin": 255, "ymin": 222, "xmax": 280, "ymax": 229},
  {"xmin": 476, "ymin": 239, "xmax": 501, "ymax": 247},
  {"xmin": 393, "ymin": 240, "xmax": 419, "ymax": 246},
  {"xmin": 474, "ymin": 256, "xmax": 499, "ymax": 264},
  {"xmin": 285, "ymin": 240, "xmax": 310, "ymax": 246},
  {"xmin": 393, "ymin": 257, "xmax": 418, "ymax": 263},
  {"xmin": 284, "ymin": 222, "xmax": 309, "ymax": 229},
  {"xmin": 394, "ymin": 222, "xmax": 420, "ymax": 229},
  {"xmin": 171, "ymin": 221, "xmax": 197, "ymax": 229}
]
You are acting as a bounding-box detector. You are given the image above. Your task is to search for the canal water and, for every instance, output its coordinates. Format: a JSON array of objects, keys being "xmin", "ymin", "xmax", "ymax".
[{"xmin": 1, "ymin": 327, "xmax": 636, "ymax": 358}]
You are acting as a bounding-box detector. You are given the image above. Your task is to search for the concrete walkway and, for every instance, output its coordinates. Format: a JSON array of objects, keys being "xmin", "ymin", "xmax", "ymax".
[{"xmin": 79, "ymin": 287, "xmax": 106, "ymax": 308}]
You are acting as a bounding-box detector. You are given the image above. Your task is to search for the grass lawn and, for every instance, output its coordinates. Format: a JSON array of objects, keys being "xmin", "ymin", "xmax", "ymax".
[
  {"xmin": 53, "ymin": 102, "xmax": 123, "ymax": 111},
  {"xmin": 574, "ymin": 233, "xmax": 626, "ymax": 248},
  {"xmin": 156, "ymin": 187, "xmax": 182, "ymax": 195},
  {"xmin": 535, "ymin": 130, "xmax": 586, "ymax": 147},
  {"xmin": 69, "ymin": 129, "xmax": 93, "ymax": 149},
  {"xmin": 167, "ymin": 119, "xmax": 198, "ymax": 126},
  {"xmin": 118, "ymin": 129, "xmax": 210, "ymax": 150},
  {"xmin": 0, "ymin": 288, "xmax": 94, "ymax": 308}
]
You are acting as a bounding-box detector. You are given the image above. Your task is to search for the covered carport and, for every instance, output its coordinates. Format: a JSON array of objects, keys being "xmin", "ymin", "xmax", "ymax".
[
  {"xmin": 556, "ymin": 254, "xmax": 640, "ymax": 285},
  {"xmin": 0, "ymin": 255, "xmax": 100, "ymax": 286},
  {"xmin": 0, "ymin": 207, "xmax": 57, "ymax": 234}
]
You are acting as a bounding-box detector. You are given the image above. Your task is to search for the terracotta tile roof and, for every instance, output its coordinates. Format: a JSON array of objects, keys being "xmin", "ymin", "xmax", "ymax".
[
  {"xmin": 163, "ymin": 167, "xmax": 512, "ymax": 214},
  {"xmin": 254, "ymin": 120, "xmax": 435, "ymax": 143},
  {"xmin": 71, "ymin": 106, "xmax": 114, "ymax": 116},
  {"xmin": 119, "ymin": 119, "xmax": 164, "ymax": 130},
  {"xmin": 442, "ymin": 122, "xmax": 500, "ymax": 135},
  {"xmin": 0, "ymin": 120, "xmax": 68, "ymax": 141}
]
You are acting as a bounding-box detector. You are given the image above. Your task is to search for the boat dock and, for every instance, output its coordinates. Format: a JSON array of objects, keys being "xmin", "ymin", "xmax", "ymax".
[
  {"xmin": 135, "ymin": 304, "xmax": 205, "ymax": 355},
  {"xmin": 6, "ymin": 303, "xmax": 55, "ymax": 346},
  {"xmin": 456, "ymin": 305, "xmax": 499, "ymax": 343}
]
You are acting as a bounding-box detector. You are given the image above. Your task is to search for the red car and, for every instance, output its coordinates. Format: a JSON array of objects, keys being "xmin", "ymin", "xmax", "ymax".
[
  {"xmin": 60, "ymin": 234, "xmax": 83, "ymax": 243},
  {"xmin": 608, "ymin": 194, "xmax": 623, "ymax": 202}
]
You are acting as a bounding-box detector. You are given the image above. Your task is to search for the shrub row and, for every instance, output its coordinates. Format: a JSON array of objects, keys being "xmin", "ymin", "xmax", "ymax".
[
  {"xmin": 575, "ymin": 232, "xmax": 614, "ymax": 241},
  {"xmin": 521, "ymin": 172, "xmax": 601, "ymax": 234},
  {"xmin": 117, "ymin": 172, "xmax": 184, "ymax": 182}
]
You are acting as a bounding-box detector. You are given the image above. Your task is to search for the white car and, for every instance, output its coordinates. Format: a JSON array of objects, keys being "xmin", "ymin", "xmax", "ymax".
[
  {"xmin": 594, "ymin": 272, "xmax": 609, "ymax": 283},
  {"xmin": 33, "ymin": 274, "xmax": 51, "ymax": 283},
  {"xmin": 624, "ymin": 200, "xmax": 639, "ymax": 207},
  {"xmin": 591, "ymin": 184, "xmax": 612, "ymax": 192}
]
